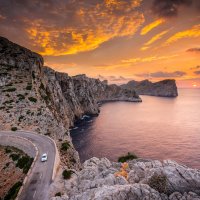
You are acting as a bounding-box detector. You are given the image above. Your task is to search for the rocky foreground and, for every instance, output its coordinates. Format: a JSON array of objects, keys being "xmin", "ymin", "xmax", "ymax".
[
  {"xmin": 121, "ymin": 79, "xmax": 178, "ymax": 97},
  {"xmin": 53, "ymin": 157, "xmax": 200, "ymax": 200}
]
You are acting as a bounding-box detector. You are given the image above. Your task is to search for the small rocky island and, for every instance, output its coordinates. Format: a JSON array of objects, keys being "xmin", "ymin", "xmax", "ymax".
[
  {"xmin": 121, "ymin": 79, "xmax": 178, "ymax": 97},
  {"xmin": 1, "ymin": 37, "xmax": 200, "ymax": 200}
]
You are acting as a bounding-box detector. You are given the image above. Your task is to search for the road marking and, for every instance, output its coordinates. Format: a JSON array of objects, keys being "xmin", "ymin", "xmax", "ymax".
[
  {"xmin": 33, "ymin": 190, "xmax": 37, "ymax": 198},
  {"xmin": 40, "ymin": 173, "xmax": 43, "ymax": 180}
]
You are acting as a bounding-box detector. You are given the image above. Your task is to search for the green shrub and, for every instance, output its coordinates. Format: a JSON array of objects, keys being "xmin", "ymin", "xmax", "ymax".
[
  {"xmin": 32, "ymin": 71, "xmax": 35, "ymax": 79},
  {"xmin": 37, "ymin": 111, "xmax": 42, "ymax": 116},
  {"xmin": 62, "ymin": 169, "xmax": 73, "ymax": 180},
  {"xmin": 10, "ymin": 154, "xmax": 20, "ymax": 161},
  {"xmin": 28, "ymin": 97, "xmax": 37, "ymax": 103},
  {"xmin": 0, "ymin": 106, "xmax": 5, "ymax": 110},
  {"xmin": 148, "ymin": 173, "xmax": 167, "ymax": 193},
  {"xmin": 40, "ymin": 82, "xmax": 45, "ymax": 90},
  {"xmin": 4, "ymin": 181, "xmax": 22, "ymax": 200},
  {"xmin": 3, "ymin": 87, "xmax": 16, "ymax": 92},
  {"xmin": 3, "ymin": 162, "xmax": 10, "ymax": 169},
  {"xmin": 26, "ymin": 110, "xmax": 31, "ymax": 115},
  {"xmin": 18, "ymin": 115, "xmax": 24, "ymax": 122},
  {"xmin": 6, "ymin": 162, "xmax": 10, "ymax": 167},
  {"xmin": 11, "ymin": 127, "xmax": 17, "ymax": 131},
  {"xmin": 3, "ymin": 100, "xmax": 14, "ymax": 105},
  {"xmin": 118, "ymin": 152, "xmax": 138, "ymax": 163},
  {"xmin": 5, "ymin": 147, "xmax": 12, "ymax": 154},
  {"xmin": 70, "ymin": 158, "xmax": 76, "ymax": 163},
  {"xmin": 55, "ymin": 192, "xmax": 61, "ymax": 197},
  {"xmin": 26, "ymin": 85, "xmax": 32, "ymax": 90},
  {"xmin": 16, "ymin": 155, "xmax": 33, "ymax": 174},
  {"xmin": 16, "ymin": 156, "xmax": 29, "ymax": 169},
  {"xmin": 17, "ymin": 94, "xmax": 25, "ymax": 101},
  {"xmin": 23, "ymin": 157, "xmax": 33, "ymax": 174},
  {"xmin": 61, "ymin": 142, "xmax": 70, "ymax": 151}
]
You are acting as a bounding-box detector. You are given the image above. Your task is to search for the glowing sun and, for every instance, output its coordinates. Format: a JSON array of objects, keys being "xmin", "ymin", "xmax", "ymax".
[{"xmin": 192, "ymin": 84, "xmax": 197, "ymax": 87}]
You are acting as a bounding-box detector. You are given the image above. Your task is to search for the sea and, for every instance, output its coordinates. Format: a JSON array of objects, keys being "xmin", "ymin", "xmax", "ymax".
[{"xmin": 71, "ymin": 89, "xmax": 200, "ymax": 169}]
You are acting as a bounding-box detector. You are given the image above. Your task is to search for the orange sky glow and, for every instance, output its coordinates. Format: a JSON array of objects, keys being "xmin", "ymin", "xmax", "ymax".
[{"xmin": 0, "ymin": 0, "xmax": 200, "ymax": 88}]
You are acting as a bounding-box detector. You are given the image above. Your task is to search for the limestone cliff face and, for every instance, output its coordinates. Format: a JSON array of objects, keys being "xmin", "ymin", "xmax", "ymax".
[
  {"xmin": 121, "ymin": 79, "xmax": 178, "ymax": 97},
  {"xmin": 0, "ymin": 36, "xmax": 141, "ymax": 167}
]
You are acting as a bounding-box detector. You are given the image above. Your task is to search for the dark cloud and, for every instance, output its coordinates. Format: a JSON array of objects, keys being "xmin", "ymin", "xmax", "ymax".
[
  {"xmin": 136, "ymin": 71, "xmax": 187, "ymax": 78},
  {"xmin": 151, "ymin": 0, "xmax": 193, "ymax": 17},
  {"xmin": 187, "ymin": 48, "xmax": 200, "ymax": 53},
  {"xmin": 194, "ymin": 70, "xmax": 200, "ymax": 75}
]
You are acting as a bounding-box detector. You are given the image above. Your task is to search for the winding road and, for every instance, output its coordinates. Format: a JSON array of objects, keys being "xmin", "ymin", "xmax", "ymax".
[{"xmin": 0, "ymin": 131, "xmax": 57, "ymax": 200}]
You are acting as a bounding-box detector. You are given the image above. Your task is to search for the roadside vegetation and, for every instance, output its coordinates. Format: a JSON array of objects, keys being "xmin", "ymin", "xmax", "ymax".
[
  {"xmin": 3, "ymin": 181, "xmax": 22, "ymax": 200},
  {"xmin": 4, "ymin": 146, "xmax": 33, "ymax": 174},
  {"xmin": 61, "ymin": 141, "xmax": 71, "ymax": 151},
  {"xmin": 0, "ymin": 145, "xmax": 33, "ymax": 199},
  {"xmin": 62, "ymin": 169, "xmax": 73, "ymax": 180},
  {"xmin": 11, "ymin": 127, "xmax": 17, "ymax": 131}
]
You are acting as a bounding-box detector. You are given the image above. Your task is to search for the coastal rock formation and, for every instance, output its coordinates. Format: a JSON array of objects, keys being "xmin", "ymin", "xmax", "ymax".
[
  {"xmin": 0, "ymin": 36, "xmax": 141, "ymax": 167},
  {"xmin": 52, "ymin": 157, "xmax": 200, "ymax": 200},
  {"xmin": 121, "ymin": 79, "xmax": 178, "ymax": 97}
]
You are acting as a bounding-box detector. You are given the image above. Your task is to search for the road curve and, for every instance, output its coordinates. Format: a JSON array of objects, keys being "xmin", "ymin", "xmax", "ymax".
[{"xmin": 0, "ymin": 131, "xmax": 56, "ymax": 200}]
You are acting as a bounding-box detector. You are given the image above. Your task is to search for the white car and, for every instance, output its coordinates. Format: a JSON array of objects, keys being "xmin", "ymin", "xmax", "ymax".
[{"xmin": 41, "ymin": 153, "xmax": 48, "ymax": 162}]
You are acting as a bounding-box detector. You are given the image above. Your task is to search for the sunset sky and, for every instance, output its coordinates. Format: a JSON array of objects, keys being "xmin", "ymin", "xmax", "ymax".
[{"xmin": 0, "ymin": 0, "xmax": 200, "ymax": 88}]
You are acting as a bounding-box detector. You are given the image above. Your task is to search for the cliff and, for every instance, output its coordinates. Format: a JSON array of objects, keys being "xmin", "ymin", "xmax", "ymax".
[
  {"xmin": 0, "ymin": 36, "xmax": 141, "ymax": 167},
  {"xmin": 52, "ymin": 157, "xmax": 200, "ymax": 200},
  {"xmin": 121, "ymin": 79, "xmax": 178, "ymax": 97},
  {"xmin": 1, "ymin": 37, "xmax": 200, "ymax": 200}
]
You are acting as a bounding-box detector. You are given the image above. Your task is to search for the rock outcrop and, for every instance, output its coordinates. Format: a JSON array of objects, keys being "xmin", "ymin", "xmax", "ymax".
[
  {"xmin": 121, "ymin": 79, "xmax": 178, "ymax": 97},
  {"xmin": 0, "ymin": 36, "xmax": 141, "ymax": 167},
  {"xmin": 52, "ymin": 157, "xmax": 200, "ymax": 200}
]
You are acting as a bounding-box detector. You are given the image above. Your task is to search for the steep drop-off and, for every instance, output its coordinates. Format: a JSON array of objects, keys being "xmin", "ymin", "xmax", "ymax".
[
  {"xmin": 121, "ymin": 79, "xmax": 178, "ymax": 97},
  {"xmin": 0, "ymin": 36, "xmax": 141, "ymax": 167}
]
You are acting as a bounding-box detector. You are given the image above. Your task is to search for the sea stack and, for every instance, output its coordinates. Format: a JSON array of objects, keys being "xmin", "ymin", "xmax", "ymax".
[{"xmin": 121, "ymin": 79, "xmax": 178, "ymax": 97}]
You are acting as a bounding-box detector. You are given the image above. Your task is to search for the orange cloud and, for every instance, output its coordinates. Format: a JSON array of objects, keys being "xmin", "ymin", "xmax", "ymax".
[
  {"xmin": 140, "ymin": 29, "xmax": 169, "ymax": 51},
  {"xmin": 140, "ymin": 18, "xmax": 165, "ymax": 35},
  {"xmin": 165, "ymin": 24, "xmax": 200, "ymax": 45},
  {"xmin": 122, "ymin": 54, "xmax": 178, "ymax": 64},
  {"xmin": 26, "ymin": 0, "xmax": 144, "ymax": 56},
  {"xmin": 142, "ymin": 30, "xmax": 169, "ymax": 49}
]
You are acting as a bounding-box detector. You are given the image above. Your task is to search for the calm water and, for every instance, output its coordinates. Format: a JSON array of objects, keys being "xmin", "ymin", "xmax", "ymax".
[{"xmin": 71, "ymin": 89, "xmax": 200, "ymax": 169}]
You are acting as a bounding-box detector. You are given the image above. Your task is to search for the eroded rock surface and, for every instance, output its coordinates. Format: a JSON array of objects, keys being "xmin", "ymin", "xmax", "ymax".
[
  {"xmin": 52, "ymin": 158, "xmax": 200, "ymax": 200},
  {"xmin": 121, "ymin": 79, "xmax": 178, "ymax": 97}
]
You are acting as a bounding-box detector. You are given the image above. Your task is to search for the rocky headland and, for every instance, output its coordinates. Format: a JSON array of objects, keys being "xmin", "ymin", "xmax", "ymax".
[
  {"xmin": 0, "ymin": 36, "xmax": 141, "ymax": 168},
  {"xmin": 1, "ymin": 37, "xmax": 200, "ymax": 200},
  {"xmin": 121, "ymin": 79, "xmax": 178, "ymax": 97}
]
